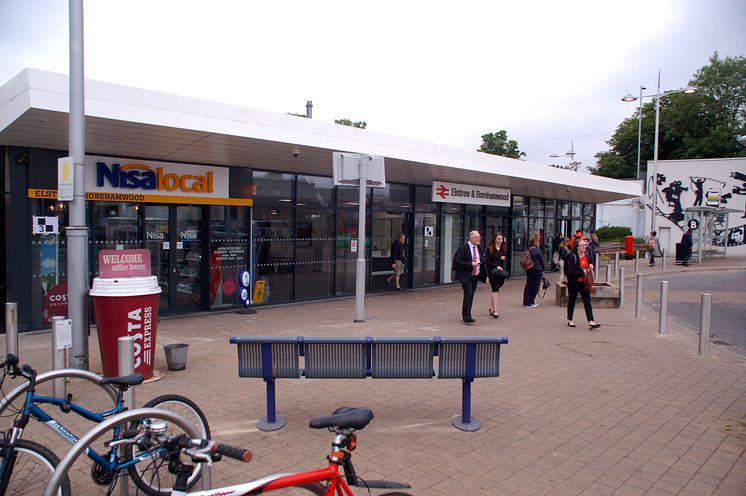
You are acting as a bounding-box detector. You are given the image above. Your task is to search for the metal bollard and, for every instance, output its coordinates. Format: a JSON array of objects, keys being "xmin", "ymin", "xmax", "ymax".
[
  {"xmin": 605, "ymin": 265, "xmax": 611, "ymax": 283},
  {"xmin": 594, "ymin": 253, "xmax": 600, "ymax": 270},
  {"xmin": 659, "ymin": 281, "xmax": 669, "ymax": 335},
  {"xmin": 5, "ymin": 303, "xmax": 18, "ymax": 357},
  {"xmin": 614, "ymin": 252, "xmax": 620, "ymax": 277},
  {"xmin": 635, "ymin": 273, "xmax": 644, "ymax": 318},
  {"xmin": 634, "ymin": 250, "xmax": 639, "ymax": 274},
  {"xmin": 618, "ymin": 267, "xmax": 625, "ymax": 307},
  {"xmin": 661, "ymin": 249, "xmax": 666, "ymax": 270},
  {"xmin": 51, "ymin": 317, "xmax": 67, "ymax": 398},
  {"xmin": 118, "ymin": 337, "xmax": 135, "ymax": 496},
  {"xmin": 698, "ymin": 293, "xmax": 712, "ymax": 356}
]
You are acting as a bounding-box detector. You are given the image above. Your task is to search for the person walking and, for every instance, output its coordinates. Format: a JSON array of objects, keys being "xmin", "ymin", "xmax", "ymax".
[
  {"xmin": 485, "ymin": 232, "xmax": 508, "ymax": 318},
  {"xmin": 681, "ymin": 228, "xmax": 693, "ymax": 266},
  {"xmin": 386, "ymin": 233, "xmax": 406, "ymax": 290},
  {"xmin": 646, "ymin": 231, "xmax": 661, "ymax": 267},
  {"xmin": 565, "ymin": 239, "xmax": 601, "ymax": 330},
  {"xmin": 556, "ymin": 237, "xmax": 570, "ymax": 283},
  {"xmin": 453, "ymin": 230, "xmax": 487, "ymax": 324},
  {"xmin": 522, "ymin": 235, "xmax": 545, "ymax": 308}
]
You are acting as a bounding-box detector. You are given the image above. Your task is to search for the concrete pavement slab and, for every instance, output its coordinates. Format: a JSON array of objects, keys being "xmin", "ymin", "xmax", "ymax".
[{"xmin": 2, "ymin": 255, "xmax": 745, "ymax": 494}]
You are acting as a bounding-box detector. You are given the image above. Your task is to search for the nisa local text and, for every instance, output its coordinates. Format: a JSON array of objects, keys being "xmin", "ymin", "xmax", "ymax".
[{"xmin": 97, "ymin": 162, "xmax": 214, "ymax": 193}]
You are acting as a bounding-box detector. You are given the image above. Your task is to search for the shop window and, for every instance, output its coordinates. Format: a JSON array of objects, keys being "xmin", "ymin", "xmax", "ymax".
[
  {"xmin": 335, "ymin": 208, "xmax": 360, "ymax": 295},
  {"xmin": 439, "ymin": 211, "xmax": 463, "ymax": 284},
  {"xmin": 254, "ymin": 171, "xmax": 294, "ymax": 206},
  {"xmin": 571, "ymin": 201, "xmax": 582, "ymax": 219},
  {"xmin": 415, "ymin": 185, "xmax": 437, "ymax": 212},
  {"xmin": 252, "ymin": 206, "xmax": 293, "ymax": 304},
  {"xmin": 297, "ymin": 175, "xmax": 333, "ymax": 208},
  {"xmin": 373, "ymin": 183, "xmax": 411, "ymax": 211},
  {"xmin": 529, "ymin": 197, "xmax": 545, "ymax": 219},
  {"xmin": 209, "ymin": 206, "xmax": 249, "ymax": 309},
  {"xmin": 91, "ymin": 202, "xmax": 143, "ymax": 277},
  {"xmin": 544, "ymin": 199, "xmax": 556, "ymax": 218},
  {"xmin": 559, "ymin": 200, "xmax": 571, "ymax": 218},
  {"xmin": 30, "ymin": 200, "xmax": 69, "ymax": 329},
  {"xmin": 295, "ymin": 207, "xmax": 333, "ymax": 300},
  {"xmin": 513, "ymin": 196, "xmax": 528, "ymax": 217}
]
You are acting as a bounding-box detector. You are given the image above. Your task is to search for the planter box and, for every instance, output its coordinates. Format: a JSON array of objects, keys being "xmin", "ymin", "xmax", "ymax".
[{"xmin": 555, "ymin": 281, "xmax": 620, "ymax": 308}]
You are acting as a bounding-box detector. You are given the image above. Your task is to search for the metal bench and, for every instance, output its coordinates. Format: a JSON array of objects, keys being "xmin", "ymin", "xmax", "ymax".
[{"xmin": 230, "ymin": 335, "xmax": 508, "ymax": 432}]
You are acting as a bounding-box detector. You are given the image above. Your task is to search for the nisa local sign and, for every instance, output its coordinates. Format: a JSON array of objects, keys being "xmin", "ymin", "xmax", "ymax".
[
  {"xmin": 85, "ymin": 155, "xmax": 230, "ymax": 203},
  {"xmin": 431, "ymin": 181, "xmax": 510, "ymax": 207}
]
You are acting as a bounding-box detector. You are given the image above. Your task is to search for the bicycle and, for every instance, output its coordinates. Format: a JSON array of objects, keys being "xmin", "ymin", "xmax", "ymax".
[
  {"xmin": 141, "ymin": 406, "xmax": 412, "ymax": 495},
  {"xmin": 0, "ymin": 354, "xmax": 210, "ymax": 495}
]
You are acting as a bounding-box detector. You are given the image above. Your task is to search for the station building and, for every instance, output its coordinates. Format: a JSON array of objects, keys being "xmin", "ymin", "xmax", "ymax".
[{"xmin": 0, "ymin": 69, "xmax": 640, "ymax": 331}]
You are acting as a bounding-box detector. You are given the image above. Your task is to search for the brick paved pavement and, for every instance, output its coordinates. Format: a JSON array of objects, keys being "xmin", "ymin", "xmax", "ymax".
[{"xmin": 3, "ymin": 255, "xmax": 746, "ymax": 495}]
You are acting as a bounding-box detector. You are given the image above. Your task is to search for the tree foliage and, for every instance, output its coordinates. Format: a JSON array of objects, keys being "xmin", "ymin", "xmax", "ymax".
[
  {"xmin": 477, "ymin": 130, "xmax": 526, "ymax": 159},
  {"xmin": 590, "ymin": 53, "xmax": 746, "ymax": 178},
  {"xmin": 335, "ymin": 118, "xmax": 367, "ymax": 129}
]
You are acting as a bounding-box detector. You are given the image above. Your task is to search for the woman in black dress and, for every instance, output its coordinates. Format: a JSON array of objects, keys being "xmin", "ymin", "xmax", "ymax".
[{"xmin": 485, "ymin": 232, "xmax": 508, "ymax": 318}]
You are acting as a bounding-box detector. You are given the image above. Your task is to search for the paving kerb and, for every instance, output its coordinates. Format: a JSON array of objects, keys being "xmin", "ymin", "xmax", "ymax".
[{"xmin": 3, "ymin": 255, "xmax": 745, "ymax": 495}]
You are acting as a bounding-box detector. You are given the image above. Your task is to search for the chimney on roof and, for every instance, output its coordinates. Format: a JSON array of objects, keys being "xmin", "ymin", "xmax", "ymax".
[{"xmin": 306, "ymin": 101, "xmax": 313, "ymax": 119}]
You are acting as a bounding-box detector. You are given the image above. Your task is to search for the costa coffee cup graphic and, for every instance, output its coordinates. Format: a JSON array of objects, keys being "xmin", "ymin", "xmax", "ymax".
[{"xmin": 90, "ymin": 276, "xmax": 161, "ymax": 379}]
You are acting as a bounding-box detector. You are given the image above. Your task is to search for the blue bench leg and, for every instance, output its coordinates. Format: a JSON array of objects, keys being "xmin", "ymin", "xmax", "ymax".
[
  {"xmin": 451, "ymin": 379, "xmax": 481, "ymax": 432},
  {"xmin": 257, "ymin": 379, "xmax": 286, "ymax": 431}
]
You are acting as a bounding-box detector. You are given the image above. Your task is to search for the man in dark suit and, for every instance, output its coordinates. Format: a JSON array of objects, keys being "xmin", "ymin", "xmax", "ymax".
[{"xmin": 452, "ymin": 230, "xmax": 487, "ymax": 324}]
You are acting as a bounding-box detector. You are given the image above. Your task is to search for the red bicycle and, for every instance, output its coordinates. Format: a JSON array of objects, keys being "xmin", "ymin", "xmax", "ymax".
[{"xmin": 139, "ymin": 406, "xmax": 412, "ymax": 495}]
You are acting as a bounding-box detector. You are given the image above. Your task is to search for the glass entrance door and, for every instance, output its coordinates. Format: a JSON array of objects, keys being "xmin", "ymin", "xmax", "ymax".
[
  {"xmin": 371, "ymin": 212, "xmax": 406, "ymax": 291},
  {"xmin": 144, "ymin": 205, "xmax": 205, "ymax": 315},
  {"xmin": 175, "ymin": 206, "xmax": 203, "ymax": 312}
]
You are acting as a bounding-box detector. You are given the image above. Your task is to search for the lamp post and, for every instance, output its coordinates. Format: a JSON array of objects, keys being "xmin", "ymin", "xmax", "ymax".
[{"xmin": 622, "ymin": 72, "xmax": 697, "ymax": 233}]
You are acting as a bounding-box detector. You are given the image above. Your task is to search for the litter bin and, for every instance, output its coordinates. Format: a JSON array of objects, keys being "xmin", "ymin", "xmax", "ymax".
[
  {"xmin": 675, "ymin": 243, "xmax": 684, "ymax": 265},
  {"xmin": 90, "ymin": 276, "xmax": 161, "ymax": 378}
]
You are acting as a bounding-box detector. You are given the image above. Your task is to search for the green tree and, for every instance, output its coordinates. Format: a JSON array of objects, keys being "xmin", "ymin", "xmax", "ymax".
[
  {"xmin": 335, "ymin": 118, "xmax": 367, "ymax": 129},
  {"xmin": 477, "ymin": 130, "xmax": 526, "ymax": 159},
  {"xmin": 590, "ymin": 53, "xmax": 746, "ymax": 178}
]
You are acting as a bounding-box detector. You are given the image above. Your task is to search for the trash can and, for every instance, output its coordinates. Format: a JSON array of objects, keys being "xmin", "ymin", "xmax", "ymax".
[
  {"xmin": 90, "ymin": 276, "xmax": 161, "ymax": 378},
  {"xmin": 163, "ymin": 343, "xmax": 189, "ymax": 371},
  {"xmin": 675, "ymin": 243, "xmax": 684, "ymax": 265}
]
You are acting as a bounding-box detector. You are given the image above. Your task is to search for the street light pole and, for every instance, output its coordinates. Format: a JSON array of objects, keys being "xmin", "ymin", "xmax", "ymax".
[
  {"xmin": 651, "ymin": 72, "xmax": 661, "ymax": 233},
  {"xmin": 622, "ymin": 75, "xmax": 697, "ymax": 236},
  {"xmin": 635, "ymin": 85, "xmax": 645, "ymax": 181}
]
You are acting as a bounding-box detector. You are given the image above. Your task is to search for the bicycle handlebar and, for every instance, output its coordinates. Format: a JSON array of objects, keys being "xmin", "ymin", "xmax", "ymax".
[{"xmin": 211, "ymin": 442, "xmax": 252, "ymax": 463}]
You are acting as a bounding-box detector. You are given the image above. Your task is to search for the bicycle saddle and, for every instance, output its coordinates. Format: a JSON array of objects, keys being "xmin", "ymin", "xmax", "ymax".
[
  {"xmin": 309, "ymin": 407, "xmax": 374, "ymax": 430},
  {"xmin": 100, "ymin": 374, "xmax": 144, "ymax": 387}
]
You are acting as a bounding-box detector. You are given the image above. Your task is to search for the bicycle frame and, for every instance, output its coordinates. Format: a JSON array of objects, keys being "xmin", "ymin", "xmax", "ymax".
[
  {"xmin": 169, "ymin": 463, "xmax": 351, "ymax": 495},
  {"xmin": 20, "ymin": 389, "xmax": 157, "ymax": 473}
]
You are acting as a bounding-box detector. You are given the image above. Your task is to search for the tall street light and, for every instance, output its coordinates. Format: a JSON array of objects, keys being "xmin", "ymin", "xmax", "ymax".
[{"xmin": 622, "ymin": 72, "xmax": 697, "ymax": 233}]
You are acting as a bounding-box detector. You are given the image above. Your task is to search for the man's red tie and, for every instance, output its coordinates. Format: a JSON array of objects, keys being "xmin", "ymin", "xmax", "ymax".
[{"xmin": 472, "ymin": 245, "xmax": 478, "ymax": 275}]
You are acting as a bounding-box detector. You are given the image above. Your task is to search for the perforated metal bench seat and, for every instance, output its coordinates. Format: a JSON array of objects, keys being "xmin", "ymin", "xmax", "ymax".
[{"xmin": 229, "ymin": 335, "xmax": 508, "ymax": 432}]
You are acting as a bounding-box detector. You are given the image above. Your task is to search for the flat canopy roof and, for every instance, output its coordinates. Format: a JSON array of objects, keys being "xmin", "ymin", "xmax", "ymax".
[{"xmin": 0, "ymin": 69, "xmax": 640, "ymax": 204}]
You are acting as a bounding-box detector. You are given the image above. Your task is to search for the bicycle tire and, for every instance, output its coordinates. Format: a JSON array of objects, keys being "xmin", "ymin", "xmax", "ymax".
[
  {"xmin": 125, "ymin": 394, "xmax": 211, "ymax": 496},
  {"xmin": 0, "ymin": 438, "xmax": 71, "ymax": 496}
]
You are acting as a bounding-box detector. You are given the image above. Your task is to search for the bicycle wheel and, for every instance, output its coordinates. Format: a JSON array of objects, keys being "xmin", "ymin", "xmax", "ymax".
[
  {"xmin": 0, "ymin": 438, "xmax": 71, "ymax": 496},
  {"xmin": 126, "ymin": 394, "xmax": 210, "ymax": 496}
]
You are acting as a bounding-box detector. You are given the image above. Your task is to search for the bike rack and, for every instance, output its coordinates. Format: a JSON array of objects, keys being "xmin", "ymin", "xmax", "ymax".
[
  {"xmin": 43, "ymin": 407, "xmax": 208, "ymax": 496},
  {"xmin": 0, "ymin": 368, "xmax": 118, "ymax": 415}
]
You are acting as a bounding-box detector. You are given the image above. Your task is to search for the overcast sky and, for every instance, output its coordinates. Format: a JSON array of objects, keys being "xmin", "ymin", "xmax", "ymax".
[{"xmin": 1, "ymin": 0, "xmax": 745, "ymax": 173}]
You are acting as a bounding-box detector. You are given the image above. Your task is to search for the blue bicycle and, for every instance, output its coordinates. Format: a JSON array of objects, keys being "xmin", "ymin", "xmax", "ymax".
[{"xmin": 0, "ymin": 354, "xmax": 210, "ymax": 495}]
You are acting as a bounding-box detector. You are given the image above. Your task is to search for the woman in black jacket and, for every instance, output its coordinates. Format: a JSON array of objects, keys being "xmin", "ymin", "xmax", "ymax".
[
  {"xmin": 564, "ymin": 239, "xmax": 601, "ymax": 330},
  {"xmin": 486, "ymin": 232, "xmax": 508, "ymax": 318}
]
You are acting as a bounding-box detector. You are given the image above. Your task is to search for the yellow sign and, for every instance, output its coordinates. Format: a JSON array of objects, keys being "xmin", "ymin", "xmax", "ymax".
[
  {"xmin": 252, "ymin": 280, "xmax": 265, "ymax": 305},
  {"xmin": 27, "ymin": 188, "xmax": 252, "ymax": 206}
]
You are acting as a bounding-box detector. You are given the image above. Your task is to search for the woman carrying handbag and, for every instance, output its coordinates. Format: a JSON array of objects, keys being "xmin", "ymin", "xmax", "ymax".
[
  {"xmin": 564, "ymin": 239, "xmax": 601, "ymax": 330},
  {"xmin": 485, "ymin": 232, "xmax": 508, "ymax": 318}
]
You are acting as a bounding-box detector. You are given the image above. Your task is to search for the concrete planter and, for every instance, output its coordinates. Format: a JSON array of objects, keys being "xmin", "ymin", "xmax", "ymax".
[{"xmin": 555, "ymin": 281, "xmax": 620, "ymax": 308}]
